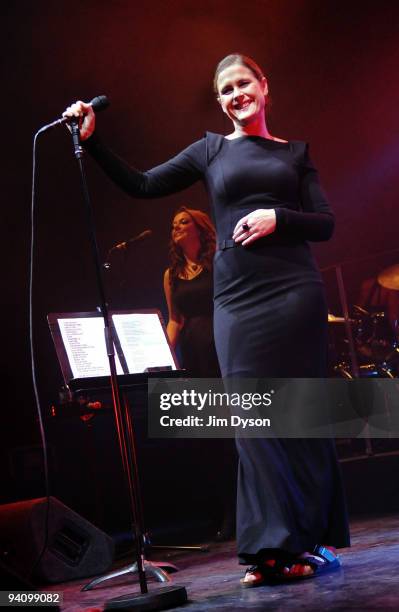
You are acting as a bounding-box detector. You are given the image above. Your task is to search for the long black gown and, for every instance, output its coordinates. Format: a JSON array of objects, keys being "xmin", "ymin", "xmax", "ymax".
[{"xmin": 85, "ymin": 131, "xmax": 350, "ymax": 560}]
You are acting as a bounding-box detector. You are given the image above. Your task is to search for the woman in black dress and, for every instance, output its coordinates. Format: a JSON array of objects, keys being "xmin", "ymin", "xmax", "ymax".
[
  {"xmin": 164, "ymin": 206, "xmax": 220, "ymax": 377},
  {"xmin": 64, "ymin": 52, "xmax": 349, "ymax": 585}
]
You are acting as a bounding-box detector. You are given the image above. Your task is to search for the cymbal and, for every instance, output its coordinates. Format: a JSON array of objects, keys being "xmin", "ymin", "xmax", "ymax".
[
  {"xmin": 377, "ymin": 264, "xmax": 399, "ymax": 290},
  {"xmin": 328, "ymin": 313, "xmax": 354, "ymax": 324}
]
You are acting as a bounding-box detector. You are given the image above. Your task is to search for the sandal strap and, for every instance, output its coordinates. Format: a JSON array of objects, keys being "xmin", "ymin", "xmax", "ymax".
[
  {"xmin": 287, "ymin": 556, "xmax": 325, "ymax": 570},
  {"xmin": 313, "ymin": 545, "xmax": 338, "ymax": 564},
  {"xmin": 288, "ymin": 547, "xmax": 338, "ymax": 571},
  {"xmin": 245, "ymin": 562, "xmax": 277, "ymax": 578},
  {"xmin": 273, "ymin": 547, "xmax": 338, "ymax": 573},
  {"xmin": 272, "ymin": 558, "xmax": 294, "ymax": 573}
]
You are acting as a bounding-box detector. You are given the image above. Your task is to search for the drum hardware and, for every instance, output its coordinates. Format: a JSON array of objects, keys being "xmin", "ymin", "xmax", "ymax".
[
  {"xmin": 334, "ymin": 362, "xmax": 395, "ymax": 379},
  {"xmin": 333, "ymin": 362, "xmax": 354, "ymax": 379},
  {"xmin": 353, "ymin": 304, "xmax": 368, "ymax": 316},
  {"xmin": 353, "ymin": 306, "xmax": 397, "ymax": 365},
  {"xmin": 328, "ymin": 314, "xmax": 355, "ymax": 324},
  {"xmin": 335, "ymin": 265, "xmax": 360, "ymax": 377},
  {"xmin": 328, "ymin": 307, "xmax": 398, "ymax": 379}
]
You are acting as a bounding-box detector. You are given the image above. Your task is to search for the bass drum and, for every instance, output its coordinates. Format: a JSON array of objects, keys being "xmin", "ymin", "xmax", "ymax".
[{"xmin": 333, "ymin": 359, "xmax": 398, "ymax": 460}]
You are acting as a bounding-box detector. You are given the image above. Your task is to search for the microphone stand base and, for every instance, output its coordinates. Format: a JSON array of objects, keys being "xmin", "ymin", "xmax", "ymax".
[
  {"xmin": 104, "ymin": 585, "xmax": 188, "ymax": 611},
  {"xmin": 82, "ymin": 560, "xmax": 172, "ymax": 592}
]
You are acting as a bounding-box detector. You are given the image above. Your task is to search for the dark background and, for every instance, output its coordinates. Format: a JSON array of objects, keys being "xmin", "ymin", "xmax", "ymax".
[{"xmin": 2, "ymin": 1, "xmax": 399, "ymax": 523}]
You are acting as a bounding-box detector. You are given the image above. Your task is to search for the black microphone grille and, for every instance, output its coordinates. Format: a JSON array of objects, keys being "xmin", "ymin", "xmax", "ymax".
[{"xmin": 90, "ymin": 95, "xmax": 110, "ymax": 112}]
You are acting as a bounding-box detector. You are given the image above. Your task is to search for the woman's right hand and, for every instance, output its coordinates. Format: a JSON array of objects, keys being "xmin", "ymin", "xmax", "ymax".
[{"xmin": 62, "ymin": 100, "xmax": 95, "ymax": 141}]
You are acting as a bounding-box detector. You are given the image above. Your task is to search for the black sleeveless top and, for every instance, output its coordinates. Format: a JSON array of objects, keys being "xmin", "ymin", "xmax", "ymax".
[{"xmin": 172, "ymin": 269, "xmax": 219, "ymax": 377}]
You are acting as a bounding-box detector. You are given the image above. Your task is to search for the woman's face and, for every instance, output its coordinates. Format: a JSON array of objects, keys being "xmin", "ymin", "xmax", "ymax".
[
  {"xmin": 172, "ymin": 212, "xmax": 199, "ymax": 247},
  {"xmin": 216, "ymin": 63, "xmax": 268, "ymax": 126}
]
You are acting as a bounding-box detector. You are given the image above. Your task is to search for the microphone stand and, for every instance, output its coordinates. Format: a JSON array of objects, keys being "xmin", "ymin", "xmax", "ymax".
[{"xmin": 68, "ymin": 121, "xmax": 187, "ymax": 610}]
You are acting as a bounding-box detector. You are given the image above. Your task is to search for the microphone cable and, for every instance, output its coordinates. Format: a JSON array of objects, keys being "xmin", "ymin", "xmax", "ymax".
[{"xmin": 26, "ymin": 127, "xmax": 55, "ymax": 583}]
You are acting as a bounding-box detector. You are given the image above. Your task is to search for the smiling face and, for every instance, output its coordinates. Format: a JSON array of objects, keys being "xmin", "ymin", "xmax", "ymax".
[
  {"xmin": 216, "ymin": 63, "xmax": 268, "ymax": 127},
  {"xmin": 171, "ymin": 211, "xmax": 200, "ymax": 248}
]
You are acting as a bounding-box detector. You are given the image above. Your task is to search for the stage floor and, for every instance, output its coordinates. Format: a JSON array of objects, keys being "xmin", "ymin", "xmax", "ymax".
[{"xmin": 45, "ymin": 513, "xmax": 399, "ymax": 611}]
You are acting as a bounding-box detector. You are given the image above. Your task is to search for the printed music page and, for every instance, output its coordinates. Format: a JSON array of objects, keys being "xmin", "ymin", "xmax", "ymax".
[
  {"xmin": 112, "ymin": 313, "xmax": 176, "ymax": 373},
  {"xmin": 58, "ymin": 317, "xmax": 124, "ymax": 378}
]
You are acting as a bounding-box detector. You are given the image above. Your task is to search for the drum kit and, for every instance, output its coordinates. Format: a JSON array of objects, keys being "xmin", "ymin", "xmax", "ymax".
[{"xmin": 329, "ymin": 264, "xmax": 399, "ymax": 379}]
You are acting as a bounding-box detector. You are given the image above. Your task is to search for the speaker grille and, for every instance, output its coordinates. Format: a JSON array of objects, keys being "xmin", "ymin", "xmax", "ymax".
[{"xmin": 49, "ymin": 520, "xmax": 90, "ymax": 566}]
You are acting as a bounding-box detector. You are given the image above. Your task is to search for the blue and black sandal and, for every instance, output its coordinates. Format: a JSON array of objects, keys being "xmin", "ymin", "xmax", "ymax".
[{"xmin": 271, "ymin": 545, "xmax": 341, "ymax": 582}]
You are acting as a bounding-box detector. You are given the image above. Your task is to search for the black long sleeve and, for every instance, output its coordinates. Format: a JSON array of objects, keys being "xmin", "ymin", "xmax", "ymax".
[
  {"xmin": 84, "ymin": 134, "xmax": 206, "ymax": 198},
  {"xmin": 275, "ymin": 143, "xmax": 334, "ymax": 242}
]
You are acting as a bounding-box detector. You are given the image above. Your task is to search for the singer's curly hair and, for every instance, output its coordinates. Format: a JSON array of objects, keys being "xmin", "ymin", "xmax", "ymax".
[{"xmin": 168, "ymin": 206, "xmax": 216, "ymax": 285}]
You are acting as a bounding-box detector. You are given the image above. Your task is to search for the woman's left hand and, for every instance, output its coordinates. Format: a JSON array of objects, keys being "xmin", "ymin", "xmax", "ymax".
[{"xmin": 232, "ymin": 209, "xmax": 276, "ymax": 246}]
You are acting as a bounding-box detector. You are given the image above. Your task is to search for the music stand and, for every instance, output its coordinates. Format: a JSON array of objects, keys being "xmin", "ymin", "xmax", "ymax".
[
  {"xmin": 47, "ymin": 309, "xmax": 189, "ymax": 583},
  {"xmin": 48, "ymin": 309, "xmax": 178, "ymax": 386}
]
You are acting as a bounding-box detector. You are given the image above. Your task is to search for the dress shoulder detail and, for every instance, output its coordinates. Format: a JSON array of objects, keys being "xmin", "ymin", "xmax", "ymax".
[
  {"xmin": 204, "ymin": 132, "xmax": 225, "ymax": 166},
  {"xmin": 289, "ymin": 140, "xmax": 308, "ymax": 163}
]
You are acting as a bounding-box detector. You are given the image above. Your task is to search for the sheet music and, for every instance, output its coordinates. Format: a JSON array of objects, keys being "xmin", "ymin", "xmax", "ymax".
[
  {"xmin": 57, "ymin": 317, "xmax": 124, "ymax": 379},
  {"xmin": 112, "ymin": 313, "xmax": 176, "ymax": 372}
]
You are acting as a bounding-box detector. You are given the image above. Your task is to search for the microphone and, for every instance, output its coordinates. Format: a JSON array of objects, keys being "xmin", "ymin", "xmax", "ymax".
[
  {"xmin": 39, "ymin": 95, "xmax": 110, "ymax": 132},
  {"xmin": 109, "ymin": 229, "xmax": 153, "ymax": 252}
]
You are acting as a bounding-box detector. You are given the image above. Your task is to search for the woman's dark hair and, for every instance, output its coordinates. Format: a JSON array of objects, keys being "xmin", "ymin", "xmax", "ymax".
[
  {"xmin": 168, "ymin": 206, "xmax": 216, "ymax": 284},
  {"xmin": 213, "ymin": 53, "xmax": 265, "ymax": 94}
]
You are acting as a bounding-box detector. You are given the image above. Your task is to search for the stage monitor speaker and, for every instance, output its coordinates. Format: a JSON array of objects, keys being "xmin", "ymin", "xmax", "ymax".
[{"xmin": 0, "ymin": 496, "xmax": 114, "ymax": 584}]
